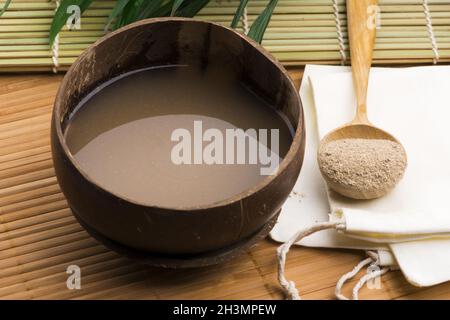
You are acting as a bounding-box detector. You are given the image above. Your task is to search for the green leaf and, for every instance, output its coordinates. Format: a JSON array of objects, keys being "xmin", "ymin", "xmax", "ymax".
[
  {"xmin": 105, "ymin": 0, "xmax": 131, "ymax": 31},
  {"xmin": 152, "ymin": 1, "xmax": 173, "ymax": 17},
  {"xmin": 114, "ymin": 0, "xmax": 144, "ymax": 29},
  {"xmin": 171, "ymin": 0, "xmax": 185, "ymax": 16},
  {"xmin": 0, "ymin": 0, "xmax": 12, "ymax": 17},
  {"xmin": 176, "ymin": 0, "xmax": 210, "ymax": 17},
  {"xmin": 248, "ymin": 0, "xmax": 278, "ymax": 43},
  {"xmin": 231, "ymin": 0, "xmax": 249, "ymax": 29},
  {"xmin": 49, "ymin": 0, "xmax": 93, "ymax": 46},
  {"xmin": 137, "ymin": 0, "xmax": 165, "ymax": 20}
]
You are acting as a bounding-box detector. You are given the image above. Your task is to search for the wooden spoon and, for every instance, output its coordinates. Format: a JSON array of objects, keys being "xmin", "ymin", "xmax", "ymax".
[{"xmin": 317, "ymin": 0, "xmax": 407, "ymax": 200}]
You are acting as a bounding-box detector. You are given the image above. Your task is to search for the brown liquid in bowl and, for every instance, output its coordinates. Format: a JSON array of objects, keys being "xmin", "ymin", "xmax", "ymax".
[{"xmin": 64, "ymin": 65, "xmax": 293, "ymax": 207}]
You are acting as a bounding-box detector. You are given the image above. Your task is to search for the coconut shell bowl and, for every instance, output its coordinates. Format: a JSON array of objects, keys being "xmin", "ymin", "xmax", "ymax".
[{"xmin": 51, "ymin": 18, "xmax": 305, "ymax": 268}]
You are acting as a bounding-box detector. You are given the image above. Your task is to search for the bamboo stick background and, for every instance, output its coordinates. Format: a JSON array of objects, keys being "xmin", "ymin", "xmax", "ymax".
[
  {"xmin": 0, "ymin": 0, "xmax": 449, "ymax": 72},
  {"xmin": 0, "ymin": 71, "xmax": 449, "ymax": 299}
]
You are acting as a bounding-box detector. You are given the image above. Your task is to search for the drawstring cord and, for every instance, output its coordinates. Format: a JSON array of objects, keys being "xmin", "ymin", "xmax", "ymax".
[
  {"xmin": 336, "ymin": 250, "xmax": 391, "ymax": 300},
  {"xmin": 335, "ymin": 256, "xmax": 374, "ymax": 300},
  {"xmin": 277, "ymin": 223, "xmax": 391, "ymax": 300},
  {"xmin": 277, "ymin": 221, "xmax": 345, "ymax": 300}
]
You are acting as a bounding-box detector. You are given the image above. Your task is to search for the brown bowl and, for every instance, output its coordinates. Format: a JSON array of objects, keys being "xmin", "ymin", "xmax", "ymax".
[{"xmin": 51, "ymin": 18, "xmax": 305, "ymax": 260}]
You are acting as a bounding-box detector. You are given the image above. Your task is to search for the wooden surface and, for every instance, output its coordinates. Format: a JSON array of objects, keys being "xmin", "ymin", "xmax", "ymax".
[{"xmin": 0, "ymin": 69, "xmax": 449, "ymax": 300}]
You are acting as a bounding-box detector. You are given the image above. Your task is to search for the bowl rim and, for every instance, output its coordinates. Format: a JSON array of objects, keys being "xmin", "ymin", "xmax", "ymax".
[{"xmin": 53, "ymin": 17, "xmax": 305, "ymax": 212}]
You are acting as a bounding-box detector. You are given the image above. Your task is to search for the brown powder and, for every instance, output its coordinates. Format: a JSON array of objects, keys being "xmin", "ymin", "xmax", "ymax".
[{"xmin": 318, "ymin": 138, "xmax": 407, "ymax": 196}]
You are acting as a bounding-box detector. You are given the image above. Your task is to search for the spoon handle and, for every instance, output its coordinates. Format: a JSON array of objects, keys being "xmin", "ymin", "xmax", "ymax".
[{"xmin": 347, "ymin": 0, "xmax": 377, "ymax": 124}]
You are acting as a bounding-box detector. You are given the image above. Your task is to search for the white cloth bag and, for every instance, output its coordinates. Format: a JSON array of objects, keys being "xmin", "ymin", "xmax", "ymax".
[{"xmin": 271, "ymin": 65, "xmax": 450, "ymax": 291}]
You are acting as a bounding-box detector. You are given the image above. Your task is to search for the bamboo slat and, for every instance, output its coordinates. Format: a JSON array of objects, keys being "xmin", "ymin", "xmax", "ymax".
[{"xmin": 0, "ymin": 0, "xmax": 449, "ymax": 71}]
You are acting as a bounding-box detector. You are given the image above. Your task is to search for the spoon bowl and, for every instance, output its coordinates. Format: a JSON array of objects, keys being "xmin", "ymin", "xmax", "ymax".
[
  {"xmin": 319, "ymin": 123, "xmax": 400, "ymax": 145},
  {"xmin": 318, "ymin": 123, "xmax": 407, "ymax": 199}
]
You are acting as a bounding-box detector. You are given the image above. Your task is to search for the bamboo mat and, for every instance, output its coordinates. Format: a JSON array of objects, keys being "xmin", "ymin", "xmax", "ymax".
[
  {"xmin": 1, "ymin": 0, "xmax": 450, "ymax": 72},
  {"xmin": 1, "ymin": 70, "xmax": 450, "ymax": 299}
]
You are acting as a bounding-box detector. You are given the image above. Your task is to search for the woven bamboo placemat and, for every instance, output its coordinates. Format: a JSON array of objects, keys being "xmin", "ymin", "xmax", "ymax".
[{"xmin": 2, "ymin": 71, "xmax": 450, "ymax": 300}]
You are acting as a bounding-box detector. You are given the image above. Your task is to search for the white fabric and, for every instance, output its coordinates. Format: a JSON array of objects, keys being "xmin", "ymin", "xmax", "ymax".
[
  {"xmin": 271, "ymin": 65, "xmax": 450, "ymax": 287},
  {"xmin": 332, "ymin": 208, "xmax": 450, "ymax": 243}
]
